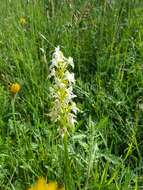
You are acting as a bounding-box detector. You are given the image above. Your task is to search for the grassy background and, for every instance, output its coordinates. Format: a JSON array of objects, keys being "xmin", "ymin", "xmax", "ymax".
[{"xmin": 0, "ymin": 0, "xmax": 143, "ymax": 189}]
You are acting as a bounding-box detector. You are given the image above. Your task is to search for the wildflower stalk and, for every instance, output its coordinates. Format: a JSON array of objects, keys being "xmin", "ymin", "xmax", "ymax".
[
  {"xmin": 63, "ymin": 133, "xmax": 73, "ymax": 190},
  {"xmin": 49, "ymin": 46, "xmax": 78, "ymax": 131},
  {"xmin": 11, "ymin": 94, "xmax": 16, "ymax": 124},
  {"xmin": 10, "ymin": 82, "xmax": 21, "ymax": 124},
  {"xmin": 49, "ymin": 46, "xmax": 78, "ymax": 190},
  {"xmin": 10, "ymin": 83, "xmax": 21, "ymax": 144},
  {"xmin": 11, "ymin": 94, "xmax": 20, "ymax": 144}
]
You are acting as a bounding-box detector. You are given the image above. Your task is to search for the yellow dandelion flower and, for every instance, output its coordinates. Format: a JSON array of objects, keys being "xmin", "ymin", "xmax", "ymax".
[
  {"xmin": 46, "ymin": 181, "xmax": 58, "ymax": 190},
  {"xmin": 27, "ymin": 177, "xmax": 64, "ymax": 190},
  {"xmin": 35, "ymin": 177, "xmax": 47, "ymax": 190},
  {"xmin": 10, "ymin": 83, "xmax": 21, "ymax": 94},
  {"xmin": 28, "ymin": 177, "xmax": 47, "ymax": 190},
  {"xmin": 19, "ymin": 16, "xmax": 26, "ymax": 25}
]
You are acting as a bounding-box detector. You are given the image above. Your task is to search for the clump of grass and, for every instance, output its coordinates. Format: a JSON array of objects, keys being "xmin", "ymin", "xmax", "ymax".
[{"xmin": 0, "ymin": 0, "xmax": 143, "ymax": 189}]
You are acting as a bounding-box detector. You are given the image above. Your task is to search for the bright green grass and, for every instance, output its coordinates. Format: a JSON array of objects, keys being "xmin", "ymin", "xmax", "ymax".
[{"xmin": 0, "ymin": 0, "xmax": 143, "ymax": 189}]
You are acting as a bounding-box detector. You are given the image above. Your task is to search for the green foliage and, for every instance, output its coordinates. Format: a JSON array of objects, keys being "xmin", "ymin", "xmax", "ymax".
[{"xmin": 0, "ymin": 0, "xmax": 143, "ymax": 189}]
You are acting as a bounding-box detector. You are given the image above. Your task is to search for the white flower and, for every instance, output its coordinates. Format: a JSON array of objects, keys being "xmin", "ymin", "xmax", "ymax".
[
  {"xmin": 68, "ymin": 57, "xmax": 74, "ymax": 68},
  {"xmin": 68, "ymin": 113, "xmax": 77, "ymax": 126},
  {"xmin": 66, "ymin": 86, "xmax": 77, "ymax": 99},
  {"xmin": 55, "ymin": 78, "xmax": 66, "ymax": 88},
  {"xmin": 65, "ymin": 71, "xmax": 75, "ymax": 84},
  {"xmin": 49, "ymin": 68, "xmax": 56, "ymax": 78},
  {"xmin": 49, "ymin": 46, "xmax": 78, "ymax": 130},
  {"xmin": 71, "ymin": 102, "xmax": 79, "ymax": 114},
  {"xmin": 53, "ymin": 46, "xmax": 64, "ymax": 65}
]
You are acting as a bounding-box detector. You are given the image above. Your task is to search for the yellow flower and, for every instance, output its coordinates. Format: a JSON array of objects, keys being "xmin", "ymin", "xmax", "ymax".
[
  {"xmin": 27, "ymin": 177, "xmax": 47, "ymax": 190},
  {"xmin": 46, "ymin": 181, "xmax": 58, "ymax": 190},
  {"xmin": 10, "ymin": 83, "xmax": 21, "ymax": 94},
  {"xmin": 19, "ymin": 16, "xmax": 26, "ymax": 25},
  {"xmin": 27, "ymin": 177, "xmax": 64, "ymax": 190},
  {"xmin": 36, "ymin": 177, "xmax": 47, "ymax": 190}
]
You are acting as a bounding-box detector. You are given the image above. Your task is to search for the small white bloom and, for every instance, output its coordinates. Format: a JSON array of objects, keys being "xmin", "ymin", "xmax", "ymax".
[
  {"xmin": 53, "ymin": 46, "xmax": 64, "ymax": 65},
  {"xmin": 68, "ymin": 113, "xmax": 77, "ymax": 126},
  {"xmin": 68, "ymin": 57, "xmax": 74, "ymax": 68},
  {"xmin": 71, "ymin": 102, "xmax": 79, "ymax": 114},
  {"xmin": 55, "ymin": 78, "xmax": 66, "ymax": 88},
  {"xmin": 49, "ymin": 87, "xmax": 54, "ymax": 94},
  {"xmin": 50, "ymin": 59, "xmax": 57, "ymax": 68},
  {"xmin": 65, "ymin": 71, "xmax": 75, "ymax": 84},
  {"xmin": 49, "ymin": 68, "xmax": 56, "ymax": 78},
  {"xmin": 66, "ymin": 86, "xmax": 77, "ymax": 99}
]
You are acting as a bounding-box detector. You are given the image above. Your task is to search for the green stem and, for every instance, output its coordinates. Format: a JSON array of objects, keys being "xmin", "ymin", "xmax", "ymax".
[
  {"xmin": 11, "ymin": 94, "xmax": 20, "ymax": 144},
  {"xmin": 63, "ymin": 133, "xmax": 73, "ymax": 190},
  {"xmin": 11, "ymin": 94, "xmax": 16, "ymax": 124}
]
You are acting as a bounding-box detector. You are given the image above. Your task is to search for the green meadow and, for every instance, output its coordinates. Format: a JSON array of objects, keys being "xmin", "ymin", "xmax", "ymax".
[{"xmin": 0, "ymin": 0, "xmax": 143, "ymax": 189}]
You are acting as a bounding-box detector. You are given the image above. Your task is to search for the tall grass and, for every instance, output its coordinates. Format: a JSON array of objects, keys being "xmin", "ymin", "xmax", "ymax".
[{"xmin": 0, "ymin": 0, "xmax": 143, "ymax": 189}]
